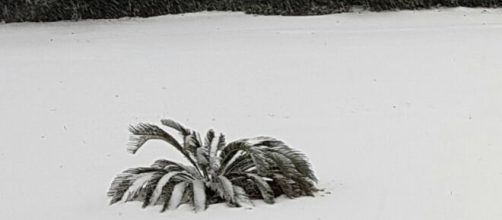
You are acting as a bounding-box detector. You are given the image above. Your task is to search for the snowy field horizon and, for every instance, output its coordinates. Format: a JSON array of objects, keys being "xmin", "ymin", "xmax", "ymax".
[{"xmin": 1, "ymin": 7, "xmax": 501, "ymax": 220}]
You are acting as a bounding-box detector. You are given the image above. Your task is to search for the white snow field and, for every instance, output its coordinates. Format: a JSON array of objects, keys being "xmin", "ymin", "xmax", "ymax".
[{"xmin": 1, "ymin": 7, "xmax": 502, "ymax": 220}]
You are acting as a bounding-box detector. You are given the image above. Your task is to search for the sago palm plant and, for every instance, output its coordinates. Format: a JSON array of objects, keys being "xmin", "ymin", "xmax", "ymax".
[{"xmin": 107, "ymin": 119, "xmax": 318, "ymax": 212}]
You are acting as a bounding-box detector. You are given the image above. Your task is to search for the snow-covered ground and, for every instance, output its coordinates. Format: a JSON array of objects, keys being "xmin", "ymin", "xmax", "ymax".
[{"xmin": 1, "ymin": 7, "xmax": 502, "ymax": 220}]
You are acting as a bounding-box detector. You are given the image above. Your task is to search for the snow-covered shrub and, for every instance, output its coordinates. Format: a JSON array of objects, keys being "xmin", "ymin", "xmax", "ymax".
[{"xmin": 107, "ymin": 119, "xmax": 318, "ymax": 212}]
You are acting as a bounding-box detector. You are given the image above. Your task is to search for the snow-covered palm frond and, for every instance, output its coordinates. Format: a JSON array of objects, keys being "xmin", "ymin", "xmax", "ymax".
[
  {"xmin": 109, "ymin": 119, "xmax": 318, "ymax": 212},
  {"xmin": 128, "ymin": 123, "xmax": 202, "ymax": 177},
  {"xmin": 158, "ymin": 182, "xmax": 177, "ymax": 210},
  {"xmin": 141, "ymin": 172, "xmax": 167, "ymax": 208},
  {"xmin": 148, "ymin": 171, "xmax": 186, "ymax": 206},
  {"xmin": 196, "ymin": 147, "xmax": 209, "ymax": 167},
  {"xmin": 128, "ymin": 123, "xmax": 183, "ymax": 154},
  {"xmin": 246, "ymin": 173, "xmax": 275, "ymax": 204},
  {"xmin": 187, "ymin": 131, "xmax": 202, "ymax": 148},
  {"xmin": 266, "ymin": 151, "xmax": 302, "ymax": 178},
  {"xmin": 219, "ymin": 141, "xmax": 270, "ymax": 175},
  {"xmin": 217, "ymin": 175, "xmax": 235, "ymax": 204},
  {"xmin": 216, "ymin": 134, "xmax": 226, "ymax": 151},
  {"xmin": 108, "ymin": 164, "xmax": 198, "ymax": 210},
  {"xmin": 208, "ymin": 133, "xmax": 224, "ymax": 171},
  {"xmin": 108, "ymin": 174, "xmax": 136, "ymax": 204},
  {"xmin": 122, "ymin": 173, "xmax": 155, "ymax": 202},
  {"xmin": 233, "ymin": 185, "xmax": 253, "ymax": 208},
  {"xmin": 239, "ymin": 137, "xmax": 317, "ymax": 182},
  {"xmin": 167, "ymin": 182, "xmax": 188, "ymax": 210},
  {"xmin": 264, "ymin": 141, "xmax": 318, "ymax": 182},
  {"xmin": 161, "ymin": 119, "xmax": 191, "ymax": 136},
  {"xmin": 270, "ymin": 173, "xmax": 298, "ymax": 198},
  {"xmin": 204, "ymin": 129, "xmax": 215, "ymax": 148},
  {"xmin": 192, "ymin": 179, "xmax": 207, "ymax": 212},
  {"xmin": 108, "ymin": 167, "xmax": 164, "ymax": 205}
]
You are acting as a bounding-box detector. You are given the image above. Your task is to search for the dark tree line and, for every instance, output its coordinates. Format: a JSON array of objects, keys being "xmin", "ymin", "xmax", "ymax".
[{"xmin": 1, "ymin": 0, "xmax": 501, "ymax": 22}]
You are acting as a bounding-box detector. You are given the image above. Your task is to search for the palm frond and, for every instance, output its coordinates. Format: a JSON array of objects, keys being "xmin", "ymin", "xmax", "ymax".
[
  {"xmin": 122, "ymin": 167, "xmax": 160, "ymax": 174},
  {"xmin": 150, "ymin": 159, "xmax": 203, "ymax": 180},
  {"xmin": 108, "ymin": 174, "xmax": 135, "ymax": 204},
  {"xmin": 187, "ymin": 131, "xmax": 202, "ymax": 148},
  {"xmin": 249, "ymin": 148, "xmax": 270, "ymax": 175},
  {"xmin": 258, "ymin": 138, "xmax": 317, "ymax": 182},
  {"xmin": 108, "ymin": 167, "xmax": 164, "ymax": 204},
  {"xmin": 224, "ymin": 153, "xmax": 254, "ymax": 175},
  {"xmin": 167, "ymin": 182, "xmax": 188, "ymax": 210},
  {"xmin": 108, "ymin": 163, "xmax": 199, "ymax": 209},
  {"xmin": 266, "ymin": 151, "xmax": 302, "ymax": 178},
  {"xmin": 216, "ymin": 134, "xmax": 226, "ymax": 151},
  {"xmin": 233, "ymin": 185, "xmax": 253, "ymax": 208},
  {"xmin": 128, "ymin": 123, "xmax": 183, "ymax": 154},
  {"xmin": 149, "ymin": 171, "xmax": 186, "ymax": 206},
  {"xmin": 291, "ymin": 176, "xmax": 316, "ymax": 196},
  {"xmin": 150, "ymin": 159, "xmax": 187, "ymax": 170},
  {"xmin": 270, "ymin": 173, "xmax": 298, "ymax": 198},
  {"xmin": 196, "ymin": 147, "xmax": 209, "ymax": 166},
  {"xmin": 204, "ymin": 129, "xmax": 215, "ymax": 148},
  {"xmin": 208, "ymin": 133, "xmax": 223, "ymax": 172},
  {"xmin": 180, "ymin": 184, "xmax": 194, "ymax": 206},
  {"xmin": 159, "ymin": 181, "xmax": 178, "ymax": 210},
  {"xmin": 122, "ymin": 173, "xmax": 155, "ymax": 202},
  {"xmin": 161, "ymin": 119, "xmax": 191, "ymax": 136},
  {"xmin": 160, "ymin": 119, "xmax": 195, "ymax": 162},
  {"xmin": 184, "ymin": 132, "xmax": 202, "ymax": 167},
  {"xmin": 217, "ymin": 175, "xmax": 235, "ymax": 205},
  {"xmin": 141, "ymin": 172, "xmax": 167, "ymax": 208},
  {"xmin": 128, "ymin": 123, "xmax": 203, "ymax": 176},
  {"xmin": 219, "ymin": 142, "xmax": 270, "ymax": 176},
  {"xmin": 150, "ymin": 160, "xmax": 187, "ymax": 173},
  {"xmin": 240, "ymin": 137, "xmax": 317, "ymax": 182},
  {"xmin": 192, "ymin": 179, "xmax": 207, "ymax": 212},
  {"xmin": 220, "ymin": 140, "xmax": 248, "ymax": 160},
  {"xmin": 271, "ymin": 148, "xmax": 317, "ymax": 182},
  {"xmin": 246, "ymin": 173, "xmax": 275, "ymax": 204}
]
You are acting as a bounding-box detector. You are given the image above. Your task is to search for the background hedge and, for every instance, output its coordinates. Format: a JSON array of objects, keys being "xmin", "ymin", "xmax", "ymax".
[{"xmin": 1, "ymin": 0, "xmax": 501, "ymax": 23}]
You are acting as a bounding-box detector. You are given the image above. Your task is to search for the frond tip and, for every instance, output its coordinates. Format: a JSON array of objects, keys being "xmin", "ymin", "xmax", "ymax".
[
  {"xmin": 127, "ymin": 123, "xmax": 183, "ymax": 154},
  {"xmin": 109, "ymin": 119, "xmax": 319, "ymax": 212}
]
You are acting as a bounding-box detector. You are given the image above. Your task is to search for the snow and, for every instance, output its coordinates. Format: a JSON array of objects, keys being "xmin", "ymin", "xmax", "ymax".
[{"xmin": 1, "ymin": 7, "xmax": 502, "ymax": 220}]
